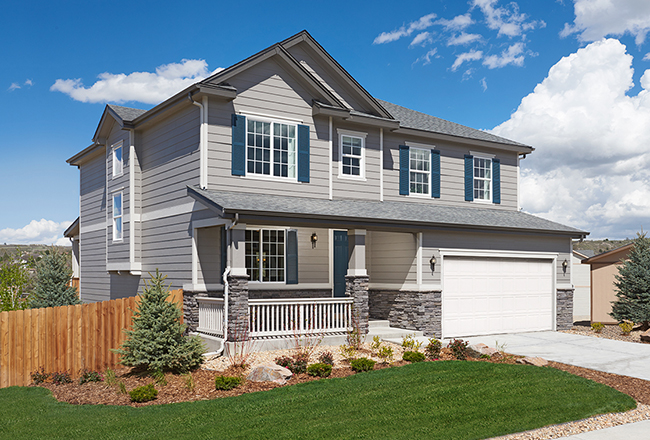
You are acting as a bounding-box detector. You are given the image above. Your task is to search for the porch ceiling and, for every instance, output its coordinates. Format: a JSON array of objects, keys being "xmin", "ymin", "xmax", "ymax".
[{"xmin": 187, "ymin": 186, "xmax": 587, "ymax": 237}]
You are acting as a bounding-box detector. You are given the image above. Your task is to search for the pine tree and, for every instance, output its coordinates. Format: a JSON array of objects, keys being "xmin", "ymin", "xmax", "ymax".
[
  {"xmin": 114, "ymin": 270, "xmax": 205, "ymax": 373},
  {"xmin": 610, "ymin": 232, "xmax": 650, "ymax": 328},
  {"xmin": 30, "ymin": 248, "xmax": 81, "ymax": 309}
]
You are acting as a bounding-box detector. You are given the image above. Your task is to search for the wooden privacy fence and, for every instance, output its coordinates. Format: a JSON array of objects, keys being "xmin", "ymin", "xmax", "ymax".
[{"xmin": 0, "ymin": 289, "xmax": 183, "ymax": 388}]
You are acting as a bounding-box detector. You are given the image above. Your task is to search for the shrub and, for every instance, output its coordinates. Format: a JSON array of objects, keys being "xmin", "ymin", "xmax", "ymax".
[
  {"xmin": 370, "ymin": 335, "xmax": 382, "ymax": 351},
  {"xmin": 274, "ymin": 355, "xmax": 293, "ymax": 369},
  {"xmin": 307, "ymin": 363, "xmax": 332, "ymax": 377},
  {"xmin": 104, "ymin": 369, "xmax": 118, "ymax": 387},
  {"xmin": 591, "ymin": 322, "xmax": 605, "ymax": 333},
  {"xmin": 318, "ymin": 351, "xmax": 335, "ymax": 366},
  {"xmin": 30, "ymin": 247, "xmax": 81, "ymax": 309},
  {"xmin": 274, "ymin": 353, "xmax": 308, "ymax": 374},
  {"xmin": 377, "ymin": 345, "xmax": 394, "ymax": 364},
  {"xmin": 79, "ymin": 369, "xmax": 103, "ymax": 385},
  {"xmin": 339, "ymin": 344, "xmax": 357, "ymax": 361},
  {"xmin": 152, "ymin": 370, "xmax": 167, "ymax": 386},
  {"xmin": 350, "ymin": 357, "xmax": 376, "ymax": 373},
  {"xmin": 402, "ymin": 351, "xmax": 426, "ymax": 363},
  {"xmin": 214, "ymin": 375, "xmax": 242, "ymax": 391},
  {"xmin": 31, "ymin": 368, "xmax": 49, "ymax": 385},
  {"xmin": 425, "ymin": 338, "xmax": 442, "ymax": 359},
  {"xmin": 51, "ymin": 371, "xmax": 72, "ymax": 385},
  {"xmin": 129, "ymin": 383, "xmax": 158, "ymax": 403},
  {"xmin": 183, "ymin": 373, "xmax": 195, "ymax": 392},
  {"xmin": 449, "ymin": 338, "xmax": 469, "ymax": 360},
  {"xmin": 401, "ymin": 334, "xmax": 423, "ymax": 352},
  {"xmin": 113, "ymin": 270, "xmax": 205, "ymax": 373},
  {"xmin": 619, "ymin": 320, "xmax": 634, "ymax": 335}
]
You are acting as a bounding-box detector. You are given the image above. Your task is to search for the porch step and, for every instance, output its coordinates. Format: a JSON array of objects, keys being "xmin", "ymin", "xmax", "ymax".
[
  {"xmin": 368, "ymin": 320, "xmax": 391, "ymax": 329},
  {"xmin": 367, "ymin": 321, "xmax": 424, "ymax": 341}
]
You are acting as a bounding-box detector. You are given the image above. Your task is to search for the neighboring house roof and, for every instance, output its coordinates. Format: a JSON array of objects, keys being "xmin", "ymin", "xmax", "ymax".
[
  {"xmin": 377, "ymin": 100, "xmax": 529, "ymax": 149},
  {"xmin": 573, "ymin": 249, "xmax": 595, "ymax": 260},
  {"xmin": 187, "ymin": 186, "xmax": 587, "ymax": 237},
  {"xmin": 64, "ymin": 217, "xmax": 79, "ymax": 238},
  {"xmin": 582, "ymin": 243, "xmax": 634, "ymax": 264}
]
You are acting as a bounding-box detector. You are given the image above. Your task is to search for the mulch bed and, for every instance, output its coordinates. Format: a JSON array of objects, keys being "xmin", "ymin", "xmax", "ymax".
[{"xmin": 35, "ymin": 347, "xmax": 650, "ymax": 407}]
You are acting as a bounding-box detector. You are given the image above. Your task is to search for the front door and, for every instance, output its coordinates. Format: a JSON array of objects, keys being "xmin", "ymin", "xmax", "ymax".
[{"xmin": 333, "ymin": 231, "xmax": 349, "ymax": 297}]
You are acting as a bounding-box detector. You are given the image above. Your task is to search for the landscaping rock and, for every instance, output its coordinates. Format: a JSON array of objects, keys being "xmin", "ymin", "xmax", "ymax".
[
  {"xmin": 466, "ymin": 343, "xmax": 499, "ymax": 358},
  {"xmin": 641, "ymin": 329, "xmax": 650, "ymax": 343},
  {"xmin": 247, "ymin": 364, "xmax": 292, "ymax": 385},
  {"xmin": 517, "ymin": 356, "xmax": 548, "ymax": 367}
]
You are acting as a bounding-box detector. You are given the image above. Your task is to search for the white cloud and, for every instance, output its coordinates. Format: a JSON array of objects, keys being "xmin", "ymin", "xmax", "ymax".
[
  {"xmin": 0, "ymin": 219, "xmax": 73, "ymax": 246},
  {"xmin": 483, "ymin": 42, "xmax": 525, "ymax": 68},
  {"xmin": 448, "ymin": 32, "xmax": 483, "ymax": 46},
  {"xmin": 472, "ymin": 0, "xmax": 543, "ymax": 37},
  {"xmin": 414, "ymin": 49, "xmax": 439, "ymax": 66},
  {"xmin": 373, "ymin": 13, "xmax": 437, "ymax": 44},
  {"xmin": 410, "ymin": 32, "xmax": 434, "ymax": 47},
  {"xmin": 51, "ymin": 59, "xmax": 217, "ymax": 104},
  {"xmin": 644, "ymin": 52, "xmax": 650, "ymax": 60},
  {"xmin": 480, "ymin": 77, "xmax": 488, "ymax": 91},
  {"xmin": 436, "ymin": 14, "xmax": 474, "ymax": 32},
  {"xmin": 451, "ymin": 50, "xmax": 483, "ymax": 71},
  {"xmin": 561, "ymin": 0, "xmax": 650, "ymax": 45},
  {"xmin": 491, "ymin": 38, "xmax": 650, "ymax": 238},
  {"xmin": 24, "ymin": 79, "xmax": 33, "ymax": 86},
  {"xmin": 8, "ymin": 83, "xmax": 20, "ymax": 91}
]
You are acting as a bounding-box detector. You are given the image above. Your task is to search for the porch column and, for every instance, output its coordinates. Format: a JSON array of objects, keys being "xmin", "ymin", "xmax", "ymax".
[
  {"xmin": 346, "ymin": 229, "xmax": 369, "ymax": 334},
  {"xmin": 227, "ymin": 224, "xmax": 249, "ymax": 342}
]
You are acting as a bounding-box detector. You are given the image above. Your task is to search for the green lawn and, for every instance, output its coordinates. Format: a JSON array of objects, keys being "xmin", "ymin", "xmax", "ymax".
[{"xmin": 0, "ymin": 361, "xmax": 635, "ymax": 440}]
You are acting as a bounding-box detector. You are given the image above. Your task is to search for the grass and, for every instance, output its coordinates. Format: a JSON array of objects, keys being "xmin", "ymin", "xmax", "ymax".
[{"xmin": 0, "ymin": 362, "xmax": 635, "ymax": 439}]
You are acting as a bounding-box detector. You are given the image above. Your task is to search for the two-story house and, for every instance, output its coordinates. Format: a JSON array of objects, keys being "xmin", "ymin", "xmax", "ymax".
[{"xmin": 66, "ymin": 31, "xmax": 587, "ymax": 344}]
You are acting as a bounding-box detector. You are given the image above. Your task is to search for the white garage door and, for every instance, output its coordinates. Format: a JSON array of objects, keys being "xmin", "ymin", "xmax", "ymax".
[{"xmin": 442, "ymin": 257, "xmax": 554, "ymax": 338}]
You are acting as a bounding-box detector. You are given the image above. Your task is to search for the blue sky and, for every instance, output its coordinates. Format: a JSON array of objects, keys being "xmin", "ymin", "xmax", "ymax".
[{"xmin": 2, "ymin": 0, "xmax": 650, "ymax": 243}]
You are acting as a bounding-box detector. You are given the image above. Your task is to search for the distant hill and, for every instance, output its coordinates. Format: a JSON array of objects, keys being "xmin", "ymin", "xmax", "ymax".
[
  {"xmin": 573, "ymin": 239, "xmax": 634, "ymax": 256},
  {"xmin": 0, "ymin": 244, "xmax": 71, "ymax": 264}
]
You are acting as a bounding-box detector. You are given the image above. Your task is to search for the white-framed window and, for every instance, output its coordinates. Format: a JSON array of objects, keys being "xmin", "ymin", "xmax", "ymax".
[
  {"xmin": 409, "ymin": 147, "xmax": 430, "ymax": 195},
  {"xmin": 246, "ymin": 118, "xmax": 297, "ymax": 179},
  {"xmin": 112, "ymin": 143, "xmax": 123, "ymax": 177},
  {"xmin": 245, "ymin": 229, "xmax": 285, "ymax": 282},
  {"xmin": 112, "ymin": 192, "xmax": 123, "ymax": 241},
  {"xmin": 338, "ymin": 130, "xmax": 366, "ymax": 178},
  {"xmin": 473, "ymin": 156, "xmax": 492, "ymax": 202}
]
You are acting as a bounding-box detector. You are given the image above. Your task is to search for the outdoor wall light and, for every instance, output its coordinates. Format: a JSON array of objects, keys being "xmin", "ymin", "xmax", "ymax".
[
  {"xmin": 311, "ymin": 233, "xmax": 318, "ymax": 248},
  {"xmin": 562, "ymin": 259, "xmax": 568, "ymax": 274},
  {"xmin": 429, "ymin": 255, "xmax": 436, "ymax": 273}
]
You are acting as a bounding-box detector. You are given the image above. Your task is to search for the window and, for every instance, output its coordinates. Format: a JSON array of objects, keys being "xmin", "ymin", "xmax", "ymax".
[
  {"xmin": 112, "ymin": 192, "xmax": 123, "ymax": 241},
  {"xmin": 473, "ymin": 157, "xmax": 492, "ymax": 201},
  {"xmin": 245, "ymin": 229, "xmax": 285, "ymax": 282},
  {"xmin": 112, "ymin": 143, "xmax": 123, "ymax": 177},
  {"xmin": 340, "ymin": 134, "xmax": 364, "ymax": 177},
  {"xmin": 409, "ymin": 148, "xmax": 430, "ymax": 195},
  {"xmin": 246, "ymin": 119, "xmax": 296, "ymax": 178}
]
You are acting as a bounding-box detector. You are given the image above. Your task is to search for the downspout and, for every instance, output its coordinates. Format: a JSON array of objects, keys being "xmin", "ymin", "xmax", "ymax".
[
  {"xmin": 188, "ymin": 93, "xmax": 207, "ymax": 189},
  {"xmin": 222, "ymin": 213, "xmax": 239, "ymax": 344}
]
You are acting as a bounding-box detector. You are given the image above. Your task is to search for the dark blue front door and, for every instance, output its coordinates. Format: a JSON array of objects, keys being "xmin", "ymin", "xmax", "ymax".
[{"xmin": 333, "ymin": 231, "xmax": 348, "ymax": 297}]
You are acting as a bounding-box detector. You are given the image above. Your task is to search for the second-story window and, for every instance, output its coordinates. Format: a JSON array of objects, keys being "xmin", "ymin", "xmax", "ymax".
[
  {"xmin": 247, "ymin": 119, "xmax": 296, "ymax": 179},
  {"xmin": 473, "ymin": 157, "xmax": 492, "ymax": 202},
  {"xmin": 340, "ymin": 134, "xmax": 364, "ymax": 177},
  {"xmin": 409, "ymin": 148, "xmax": 430, "ymax": 195},
  {"xmin": 112, "ymin": 143, "xmax": 123, "ymax": 177},
  {"xmin": 113, "ymin": 192, "xmax": 123, "ymax": 241}
]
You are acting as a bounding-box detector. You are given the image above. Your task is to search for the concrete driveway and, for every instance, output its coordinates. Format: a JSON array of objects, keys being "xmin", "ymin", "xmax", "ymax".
[{"xmin": 462, "ymin": 331, "xmax": 650, "ymax": 381}]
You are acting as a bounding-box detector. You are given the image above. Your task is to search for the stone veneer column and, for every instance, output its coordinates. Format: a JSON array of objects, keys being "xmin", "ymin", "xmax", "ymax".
[
  {"xmin": 226, "ymin": 274, "xmax": 250, "ymax": 342},
  {"xmin": 556, "ymin": 288, "xmax": 574, "ymax": 331},
  {"xmin": 346, "ymin": 275, "xmax": 369, "ymax": 334},
  {"xmin": 182, "ymin": 290, "xmax": 207, "ymax": 333}
]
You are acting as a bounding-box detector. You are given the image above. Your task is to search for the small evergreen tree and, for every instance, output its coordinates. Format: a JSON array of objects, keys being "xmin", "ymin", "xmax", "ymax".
[
  {"xmin": 114, "ymin": 270, "xmax": 205, "ymax": 373},
  {"xmin": 610, "ymin": 232, "xmax": 650, "ymax": 329},
  {"xmin": 30, "ymin": 248, "xmax": 81, "ymax": 309}
]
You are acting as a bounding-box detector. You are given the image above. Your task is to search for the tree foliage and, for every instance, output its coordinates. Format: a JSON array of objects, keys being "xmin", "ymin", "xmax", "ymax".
[
  {"xmin": 610, "ymin": 232, "xmax": 650, "ymax": 327},
  {"xmin": 114, "ymin": 270, "xmax": 205, "ymax": 373},
  {"xmin": 30, "ymin": 247, "xmax": 81, "ymax": 309},
  {"xmin": 0, "ymin": 252, "xmax": 30, "ymax": 311}
]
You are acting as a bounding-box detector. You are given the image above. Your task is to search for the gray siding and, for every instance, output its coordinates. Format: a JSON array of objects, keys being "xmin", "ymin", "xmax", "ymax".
[
  {"xmin": 366, "ymin": 231, "xmax": 417, "ymax": 284},
  {"xmin": 297, "ymin": 227, "xmax": 329, "ymax": 284},
  {"xmin": 197, "ymin": 226, "xmax": 222, "ymax": 285},
  {"xmin": 106, "ymin": 122, "xmax": 130, "ymax": 263},
  {"xmin": 79, "ymin": 229, "xmax": 109, "ymax": 303}
]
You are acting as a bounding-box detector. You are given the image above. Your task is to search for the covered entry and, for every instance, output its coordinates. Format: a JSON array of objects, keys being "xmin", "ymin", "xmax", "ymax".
[{"xmin": 442, "ymin": 256, "xmax": 555, "ymax": 338}]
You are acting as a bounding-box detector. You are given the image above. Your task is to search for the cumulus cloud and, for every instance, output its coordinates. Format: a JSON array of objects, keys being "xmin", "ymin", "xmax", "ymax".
[
  {"xmin": 561, "ymin": 0, "xmax": 650, "ymax": 45},
  {"xmin": 483, "ymin": 43, "xmax": 525, "ymax": 68},
  {"xmin": 491, "ymin": 39, "xmax": 650, "ymax": 238},
  {"xmin": 472, "ymin": 0, "xmax": 544, "ymax": 37},
  {"xmin": 373, "ymin": 13, "xmax": 437, "ymax": 44},
  {"xmin": 51, "ymin": 59, "xmax": 219, "ymax": 104},
  {"xmin": 410, "ymin": 32, "xmax": 434, "ymax": 47},
  {"xmin": 448, "ymin": 32, "xmax": 483, "ymax": 46},
  {"xmin": 451, "ymin": 50, "xmax": 483, "ymax": 71},
  {"xmin": 0, "ymin": 219, "xmax": 73, "ymax": 246},
  {"xmin": 436, "ymin": 14, "xmax": 474, "ymax": 32}
]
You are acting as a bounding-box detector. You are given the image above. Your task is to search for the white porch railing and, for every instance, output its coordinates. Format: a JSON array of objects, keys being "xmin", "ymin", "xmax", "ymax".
[
  {"xmin": 249, "ymin": 297, "xmax": 353, "ymax": 338},
  {"xmin": 197, "ymin": 297, "xmax": 225, "ymax": 337}
]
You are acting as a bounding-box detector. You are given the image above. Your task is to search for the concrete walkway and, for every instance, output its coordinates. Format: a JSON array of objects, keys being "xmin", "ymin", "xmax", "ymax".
[{"xmin": 463, "ymin": 331, "xmax": 650, "ymax": 440}]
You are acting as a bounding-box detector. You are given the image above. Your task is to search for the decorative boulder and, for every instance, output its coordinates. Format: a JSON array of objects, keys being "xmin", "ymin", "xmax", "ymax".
[
  {"xmin": 517, "ymin": 356, "xmax": 548, "ymax": 367},
  {"xmin": 641, "ymin": 329, "xmax": 650, "ymax": 343},
  {"xmin": 466, "ymin": 343, "xmax": 499, "ymax": 358},
  {"xmin": 247, "ymin": 364, "xmax": 292, "ymax": 385}
]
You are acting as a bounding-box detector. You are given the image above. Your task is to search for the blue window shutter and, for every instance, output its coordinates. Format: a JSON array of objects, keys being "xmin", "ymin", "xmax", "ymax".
[
  {"xmin": 464, "ymin": 154, "xmax": 474, "ymax": 201},
  {"xmin": 399, "ymin": 145, "xmax": 409, "ymax": 195},
  {"xmin": 231, "ymin": 114, "xmax": 246, "ymax": 176},
  {"xmin": 298, "ymin": 124, "xmax": 310, "ymax": 182},
  {"xmin": 286, "ymin": 229, "xmax": 298, "ymax": 284},
  {"xmin": 492, "ymin": 158, "xmax": 501, "ymax": 204},
  {"xmin": 431, "ymin": 150, "xmax": 440, "ymax": 198}
]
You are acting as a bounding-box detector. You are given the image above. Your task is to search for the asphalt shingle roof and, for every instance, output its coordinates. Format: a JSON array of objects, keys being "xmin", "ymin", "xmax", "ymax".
[
  {"xmin": 108, "ymin": 104, "xmax": 148, "ymax": 122},
  {"xmin": 188, "ymin": 187, "xmax": 586, "ymax": 236},
  {"xmin": 377, "ymin": 100, "xmax": 528, "ymax": 148}
]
